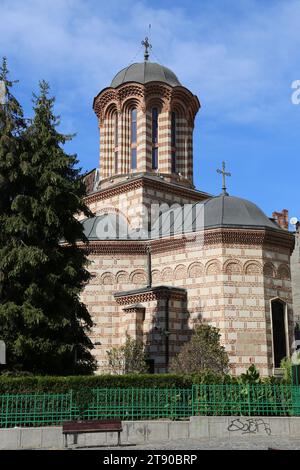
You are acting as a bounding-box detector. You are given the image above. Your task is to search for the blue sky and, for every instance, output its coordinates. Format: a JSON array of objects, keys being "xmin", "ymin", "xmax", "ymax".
[{"xmin": 1, "ymin": 0, "xmax": 300, "ymax": 225}]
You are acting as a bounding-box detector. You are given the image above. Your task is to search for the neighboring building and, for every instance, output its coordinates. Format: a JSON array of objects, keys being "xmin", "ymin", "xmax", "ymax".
[
  {"xmin": 272, "ymin": 210, "xmax": 289, "ymax": 230},
  {"xmin": 272, "ymin": 210, "xmax": 300, "ymax": 333},
  {"xmin": 80, "ymin": 43, "xmax": 295, "ymax": 376},
  {"xmin": 291, "ymin": 222, "xmax": 300, "ymax": 328}
]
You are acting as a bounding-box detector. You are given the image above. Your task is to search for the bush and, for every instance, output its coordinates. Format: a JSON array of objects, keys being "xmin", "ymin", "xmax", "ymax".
[
  {"xmin": 170, "ymin": 324, "xmax": 229, "ymax": 374},
  {"xmin": 0, "ymin": 371, "xmax": 233, "ymax": 393},
  {"xmin": 0, "ymin": 374, "xmax": 191, "ymax": 393},
  {"xmin": 0, "ymin": 368, "xmax": 282, "ymax": 394},
  {"xmin": 106, "ymin": 334, "xmax": 148, "ymax": 374}
]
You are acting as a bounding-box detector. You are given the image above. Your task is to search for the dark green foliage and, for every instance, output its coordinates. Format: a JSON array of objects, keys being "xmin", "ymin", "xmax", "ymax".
[
  {"xmin": 106, "ymin": 334, "xmax": 148, "ymax": 374},
  {"xmin": 73, "ymin": 387, "xmax": 95, "ymax": 419},
  {"xmin": 0, "ymin": 60, "xmax": 96, "ymax": 375},
  {"xmin": 0, "ymin": 371, "xmax": 282, "ymax": 394},
  {"xmin": 170, "ymin": 324, "xmax": 229, "ymax": 374},
  {"xmin": 239, "ymin": 364, "xmax": 261, "ymax": 384}
]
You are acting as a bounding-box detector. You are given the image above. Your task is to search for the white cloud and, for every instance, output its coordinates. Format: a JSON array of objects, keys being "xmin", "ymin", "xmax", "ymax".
[{"xmin": 0, "ymin": 0, "xmax": 300, "ymax": 130}]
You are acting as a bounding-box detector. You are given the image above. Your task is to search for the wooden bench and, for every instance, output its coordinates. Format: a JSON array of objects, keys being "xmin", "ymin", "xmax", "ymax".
[{"xmin": 62, "ymin": 419, "xmax": 123, "ymax": 448}]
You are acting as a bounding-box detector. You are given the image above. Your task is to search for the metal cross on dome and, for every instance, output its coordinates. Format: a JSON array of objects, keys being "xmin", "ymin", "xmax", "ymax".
[
  {"xmin": 141, "ymin": 36, "xmax": 152, "ymax": 61},
  {"xmin": 217, "ymin": 161, "xmax": 231, "ymax": 196}
]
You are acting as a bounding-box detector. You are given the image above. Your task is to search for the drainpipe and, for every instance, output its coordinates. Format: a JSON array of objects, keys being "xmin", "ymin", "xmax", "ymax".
[{"xmin": 146, "ymin": 244, "xmax": 152, "ymax": 288}]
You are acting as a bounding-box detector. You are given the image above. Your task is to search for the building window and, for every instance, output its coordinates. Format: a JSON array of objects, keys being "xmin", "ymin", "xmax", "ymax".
[
  {"xmin": 152, "ymin": 108, "xmax": 158, "ymax": 143},
  {"xmin": 114, "ymin": 151, "xmax": 118, "ymax": 173},
  {"xmin": 114, "ymin": 113, "xmax": 118, "ymax": 146},
  {"xmin": 152, "ymin": 107, "xmax": 159, "ymax": 169},
  {"xmin": 114, "ymin": 113, "xmax": 118, "ymax": 172},
  {"xmin": 171, "ymin": 112, "xmax": 176, "ymax": 146},
  {"xmin": 131, "ymin": 148, "xmax": 137, "ymax": 170},
  {"xmin": 131, "ymin": 108, "xmax": 137, "ymax": 144},
  {"xmin": 152, "ymin": 148, "xmax": 158, "ymax": 170},
  {"xmin": 171, "ymin": 112, "xmax": 176, "ymax": 173},
  {"xmin": 271, "ymin": 299, "xmax": 288, "ymax": 368},
  {"xmin": 130, "ymin": 108, "xmax": 137, "ymax": 170},
  {"xmin": 171, "ymin": 152, "xmax": 176, "ymax": 173}
]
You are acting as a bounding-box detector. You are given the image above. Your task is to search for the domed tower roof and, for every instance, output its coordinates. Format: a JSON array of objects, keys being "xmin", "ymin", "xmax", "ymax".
[
  {"xmin": 110, "ymin": 61, "xmax": 182, "ymax": 88},
  {"xmin": 152, "ymin": 194, "xmax": 284, "ymax": 238},
  {"xmin": 201, "ymin": 194, "xmax": 282, "ymax": 231}
]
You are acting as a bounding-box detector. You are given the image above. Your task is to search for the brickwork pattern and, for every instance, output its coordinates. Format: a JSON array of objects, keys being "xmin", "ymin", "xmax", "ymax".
[{"xmin": 93, "ymin": 82, "xmax": 199, "ymax": 186}]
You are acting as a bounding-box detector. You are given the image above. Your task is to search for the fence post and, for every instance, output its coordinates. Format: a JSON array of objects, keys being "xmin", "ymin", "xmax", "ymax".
[
  {"xmin": 132, "ymin": 387, "xmax": 134, "ymax": 420},
  {"xmin": 248, "ymin": 384, "xmax": 251, "ymax": 416},
  {"xmin": 192, "ymin": 385, "xmax": 197, "ymax": 416},
  {"xmin": 69, "ymin": 389, "xmax": 73, "ymax": 420},
  {"xmin": 192, "ymin": 385, "xmax": 195, "ymax": 416}
]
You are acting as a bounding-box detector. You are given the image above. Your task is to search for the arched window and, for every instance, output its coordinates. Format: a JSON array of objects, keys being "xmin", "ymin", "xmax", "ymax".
[
  {"xmin": 152, "ymin": 107, "xmax": 158, "ymax": 170},
  {"xmin": 171, "ymin": 111, "xmax": 176, "ymax": 173},
  {"xmin": 114, "ymin": 113, "xmax": 118, "ymax": 173},
  {"xmin": 271, "ymin": 299, "xmax": 288, "ymax": 368},
  {"xmin": 131, "ymin": 108, "xmax": 137, "ymax": 169}
]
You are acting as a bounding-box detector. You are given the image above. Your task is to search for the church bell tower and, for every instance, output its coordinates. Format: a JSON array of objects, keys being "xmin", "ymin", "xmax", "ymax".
[{"xmin": 92, "ymin": 38, "xmax": 200, "ymax": 191}]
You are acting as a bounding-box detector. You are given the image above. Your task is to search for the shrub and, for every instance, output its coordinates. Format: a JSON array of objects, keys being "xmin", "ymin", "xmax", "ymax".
[{"xmin": 170, "ymin": 324, "xmax": 229, "ymax": 374}]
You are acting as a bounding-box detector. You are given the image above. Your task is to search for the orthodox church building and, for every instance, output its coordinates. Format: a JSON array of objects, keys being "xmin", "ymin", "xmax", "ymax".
[{"xmin": 80, "ymin": 41, "xmax": 296, "ymax": 376}]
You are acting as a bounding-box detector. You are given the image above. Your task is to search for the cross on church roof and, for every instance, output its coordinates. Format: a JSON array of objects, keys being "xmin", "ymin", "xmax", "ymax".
[
  {"xmin": 141, "ymin": 37, "xmax": 152, "ymax": 62},
  {"xmin": 217, "ymin": 161, "xmax": 231, "ymax": 196}
]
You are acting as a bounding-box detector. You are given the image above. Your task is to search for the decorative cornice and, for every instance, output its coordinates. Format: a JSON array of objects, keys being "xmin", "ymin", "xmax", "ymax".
[
  {"xmin": 77, "ymin": 226, "xmax": 294, "ymax": 255},
  {"xmin": 122, "ymin": 305, "xmax": 146, "ymax": 314},
  {"xmin": 93, "ymin": 81, "xmax": 200, "ymax": 126},
  {"xmin": 84, "ymin": 175, "xmax": 210, "ymax": 205},
  {"xmin": 203, "ymin": 228, "xmax": 295, "ymax": 252},
  {"xmin": 114, "ymin": 286, "xmax": 187, "ymax": 306},
  {"xmin": 78, "ymin": 240, "xmax": 147, "ymax": 255}
]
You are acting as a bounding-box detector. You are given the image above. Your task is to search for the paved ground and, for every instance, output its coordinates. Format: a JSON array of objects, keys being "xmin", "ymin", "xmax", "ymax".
[{"xmin": 77, "ymin": 437, "xmax": 300, "ymax": 450}]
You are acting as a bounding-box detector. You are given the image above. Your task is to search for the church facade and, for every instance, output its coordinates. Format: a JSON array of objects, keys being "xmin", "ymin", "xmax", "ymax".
[{"xmin": 80, "ymin": 49, "xmax": 295, "ymax": 376}]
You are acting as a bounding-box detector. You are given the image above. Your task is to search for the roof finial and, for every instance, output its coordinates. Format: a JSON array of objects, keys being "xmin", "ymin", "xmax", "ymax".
[
  {"xmin": 217, "ymin": 161, "xmax": 231, "ymax": 196},
  {"xmin": 141, "ymin": 36, "xmax": 152, "ymax": 61}
]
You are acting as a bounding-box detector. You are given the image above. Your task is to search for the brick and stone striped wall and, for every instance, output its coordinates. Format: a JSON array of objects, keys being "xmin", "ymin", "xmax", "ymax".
[{"xmin": 93, "ymin": 82, "xmax": 199, "ymax": 188}]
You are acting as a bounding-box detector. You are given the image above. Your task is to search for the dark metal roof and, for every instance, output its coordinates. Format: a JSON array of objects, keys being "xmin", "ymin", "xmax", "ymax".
[
  {"xmin": 201, "ymin": 194, "xmax": 281, "ymax": 231},
  {"xmin": 111, "ymin": 62, "xmax": 181, "ymax": 88},
  {"xmin": 114, "ymin": 286, "xmax": 187, "ymax": 298},
  {"xmin": 81, "ymin": 194, "xmax": 283, "ymax": 241}
]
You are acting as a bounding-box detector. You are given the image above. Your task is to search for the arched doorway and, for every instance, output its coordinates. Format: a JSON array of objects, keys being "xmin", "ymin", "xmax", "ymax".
[{"xmin": 271, "ymin": 299, "xmax": 288, "ymax": 368}]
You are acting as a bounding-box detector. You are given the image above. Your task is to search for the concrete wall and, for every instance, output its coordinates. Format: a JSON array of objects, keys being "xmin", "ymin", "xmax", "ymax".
[{"xmin": 1, "ymin": 416, "xmax": 300, "ymax": 449}]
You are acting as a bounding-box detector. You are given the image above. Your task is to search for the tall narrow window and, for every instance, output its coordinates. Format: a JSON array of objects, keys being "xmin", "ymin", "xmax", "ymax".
[
  {"xmin": 152, "ymin": 148, "xmax": 158, "ymax": 170},
  {"xmin": 114, "ymin": 113, "xmax": 118, "ymax": 173},
  {"xmin": 171, "ymin": 112, "xmax": 176, "ymax": 146},
  {"xmin": 114, "ymin": 152, "xmax": 118, "ymax": 173},
  {"xmin": 171, "ymin": 152, "xmax": 176, "ymax": 173},
  {"xmin": 152, "ymin": 108, "xmax": 158, "ymax": 143},
  {"xmin": 152, "ymin": 107, "xmax": 159, "ymax": 169},
  {"xmin": 171, "ymin": 112, "xmax": 176, "ymax": 173},
  {"xmin": 131, "ymin": 108, "xmax": 137, "ymax": 170},
  {"xmin": 131, "ymin": 108, "xmax": 137, "ymax": 144},
  {"xmin": 114, "ymin": 113, "xmax": 118, "ymax": 146},
  {"xmin": 271, "ymin": 299, "xmax": 288, "ymax": 368},
  {"xmin": 131, "ymin": 148, "xmax": 137, "ymax": 170}
]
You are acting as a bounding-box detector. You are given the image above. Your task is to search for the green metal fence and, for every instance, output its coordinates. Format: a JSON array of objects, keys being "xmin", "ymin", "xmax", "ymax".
[
  {"xmin": 1, "ymin": 385, "xmax": 300, "ymax": 428},
  {"xmin": 194, "ymin": 384, "xmax": 300, "ymax": 417}
]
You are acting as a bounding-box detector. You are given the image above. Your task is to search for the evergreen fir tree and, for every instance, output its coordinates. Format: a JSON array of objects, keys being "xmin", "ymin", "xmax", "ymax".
[{"xmin": 0, "ymin": 67, "xmax": 96, "ymax": 374}]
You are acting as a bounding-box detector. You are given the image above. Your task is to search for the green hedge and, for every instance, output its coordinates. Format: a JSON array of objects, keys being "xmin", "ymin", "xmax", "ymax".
[{"xmin": 0, "ymin": 370, "xmax": 280, "ymax": 394}]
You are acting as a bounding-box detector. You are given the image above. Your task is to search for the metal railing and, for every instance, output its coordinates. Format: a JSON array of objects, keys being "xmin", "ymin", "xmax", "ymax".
[{"xmin": 1, "ymin": 384, "xmax": 300, "ymax": 428}]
